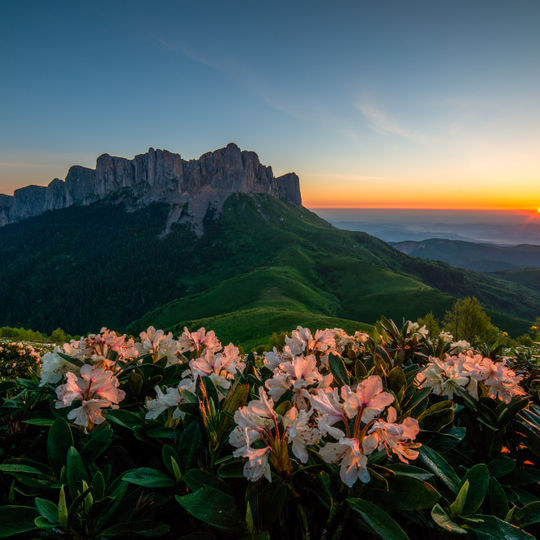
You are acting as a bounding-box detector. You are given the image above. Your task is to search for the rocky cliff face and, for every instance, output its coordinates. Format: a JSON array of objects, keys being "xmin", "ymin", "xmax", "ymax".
[{"xmin": 0, "ymin": 143, "xmax": 302, "ymax": 232}]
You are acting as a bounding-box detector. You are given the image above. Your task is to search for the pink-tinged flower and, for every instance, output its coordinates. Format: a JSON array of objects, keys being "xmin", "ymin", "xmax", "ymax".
[
  {"xmin": 263, "ymin": 347, "xmax": 283, "ymax": 370},
  {"xmin": 266, "ymin": 354, "xmax": 326, "ymax": 407},
  {"xmin": 465, "ymin": 355, "xmax": 526, "ymax": 403},
  {"xmin": 368, "ymin": 407, "xmax": 420, "ymax": 463},
  {"xmin": 283, "ymin": 407, "xmax": 321, "ymax": 463},
  {"xmin": 66, "ymin": 398, "xmax": 111, "ymax": 427},
  {"xmin": 178, "ymin": 327, "xmax": 221, "ymax": 353},
  {"xmin": 243, "ymin": 446, "xmax": 272, "ymax": 482},
  {"xmin": 289, "ymin": 327, "xmax": 337, "ymax": 355},
  {"xmin": 265, "ymin": 372, "xmax": 291, "ymax": 401},
  {"xmin": 341, "ymin": 376, "xmax": 394, "ymax": 422},
  {"xmin": 55, "ymin": 365, "xmax": 125, "ymax": 428},
  {"xmin": 320, "ymin": 437, "xmax": 376, "ymax": 487},
  {"xmin": 231, "ymin": 428, "xmax": 272, "ymax": 482},
  {"xmin": 86, "ymin": 328, "xmax": 139, "ymax": 362},
  {"xmin": 310, "ymin": 388, "xmax": 347, "ymax": 439},
  {"xmin": 136, "ymin": 326, "xmax": 180, "ymax": 365},
  {"xmin": 189, "ymin": 344, "xmax": 245, "ymax": 390}
]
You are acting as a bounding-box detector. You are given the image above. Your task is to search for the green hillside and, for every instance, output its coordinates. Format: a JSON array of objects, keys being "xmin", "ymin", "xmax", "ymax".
[{"xmin": 0, "ymin": 193, "xmax": 536, "ymax": 347}]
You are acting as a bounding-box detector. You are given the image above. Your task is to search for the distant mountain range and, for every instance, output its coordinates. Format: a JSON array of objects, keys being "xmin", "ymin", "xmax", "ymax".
[
  {"xmin": 0, "ymin": 146, "xmax": 538, "ymax": 346},
  {"xmin": 392, "ymin": 238, "xmax": 540, "ymax": 272}
]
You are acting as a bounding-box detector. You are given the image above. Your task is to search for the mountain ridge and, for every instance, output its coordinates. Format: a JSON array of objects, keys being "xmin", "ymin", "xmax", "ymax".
[
  {"xmin": 392, "ymin": 238, "xmax": 540, "ymax": 271},
  {"xmin": 0, "ymin": 143, "xmax": 301, "ymax": 233}
]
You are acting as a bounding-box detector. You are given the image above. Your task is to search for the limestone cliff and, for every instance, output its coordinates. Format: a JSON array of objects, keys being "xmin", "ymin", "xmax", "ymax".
[{"xmin": 0, "ymin": 143, "xmax": 302, "ymax": 232}]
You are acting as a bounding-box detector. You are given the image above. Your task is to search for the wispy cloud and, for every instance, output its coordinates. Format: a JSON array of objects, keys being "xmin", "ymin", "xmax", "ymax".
[{"xmin": 355, "ymin": 101, "xmax": 426, "ymax": 144}]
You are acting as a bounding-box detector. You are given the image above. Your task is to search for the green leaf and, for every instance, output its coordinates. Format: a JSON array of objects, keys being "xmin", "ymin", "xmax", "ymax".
[
  {"xmin": 176, "ymin": 486, "xmax": 242, "ymax": 532},
  {"xmin": 418, "ymin": 401, "xmax": 454, "ymax": 431},
  {"xmin": 123, "ymin": 468, "xmax": 175, "ymax": 488},
  {"xmin": 0, "ymin": 463, "xmax": 45, "ymax": 475},
  {"xmin": 488, "ymin": 477, "xmax": 508, "ymax": 519},
  {"xmin": 383, "ymin": 463, "xmax": 434, "ymax": 481},
  {"xmin": 431, "ymin": 503, "xmax": 467, "ymax": 534},
  {"xmin": 418, "ymin": 445, "xmax": 460, "ymax": 493},
  {"xmin": 47, "ymin": 418, "xmax": 73, "ymax": 474},
  {"xmin": 66, "ymin": 447, "xmax": 88, "ymax": 499},
  {"xmin": 128, "ymin": 371, "xmax": 144, "ymax": 397},
  {"xmin": 184, "ymin": 469, "xmax": 222, "ymax": 492},
  {"xmin": 22, "ymin": 418, "xmax": 54, "ymax": 426},
  {"xmin": 105, "ymin": 408, "xmax": 144, "ymax": 429},
  {"xmin": 401, "ymin": 387, "xmax": 431, "ymax": 416},
  {"xmin": 80, "ymin": 424, "xmax": 113, "ymax": 463},
  {"xmin": 347, "ymin": 498, "xmax": 409, "ymax": 540},
  {"xmin": 370, "ymin": 475, "xmax": 440, "ymax": 511},
  {"xmin": 34, "ymin": 516, "xmax": 56, "ymax": 529},
  {"xmin": 459, "ymin": 463, "xmax": 490, "ymax": 516},
  {"xmin": 465, "ymin": 514, "xmax": 535, "ymax": 539},
  {"xmin": 449, "ymin": 479, "xmax": 469, "ymax": 517},
  {"xmin": 328, "ymin": 353, "xmax": 350, "ymax": 386},
  {"xmin": 58, "ymin": 485, "xmax": 68, "ymax": 528},
  {"xmin": 91, "ymin": 470, "xmax": 106, "ymax": 501},
  {"xmin": 497, "ymin": 397, "xmax": 529, "ymax": 425},
  {"xmin": 34, "ymin": 498, "xmax": 59, "ymax": 525},
  {"xmin": 177, "ymin": 421, "xmax": 202, "ymax": 472},
  {"xmin": 162, "ymin": 444, "xmax": 181, "ymax": 475},
  {"xmin": 0, "ymin": 506, "xmax": 38, "ymax": 537},
  {"xmin": 514, "ymin": 501, "xmax": 540, "ymax": 528},
  {"xmin": 388, "ymin": 366, "xmax": 407, "ymax": 393},
  {"xmin": 218, "ymin": 380, "xmax": 249, "ymax": 437},
  {"xmin": 488, "ymin": 455, "xmax": 516, "ymax": 478}
]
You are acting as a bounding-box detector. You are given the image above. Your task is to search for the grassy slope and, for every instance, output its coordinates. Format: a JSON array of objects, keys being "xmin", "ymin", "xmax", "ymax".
[{"xmin": 0, "ymin": 193, "xmax": 536, "ymax": 347}]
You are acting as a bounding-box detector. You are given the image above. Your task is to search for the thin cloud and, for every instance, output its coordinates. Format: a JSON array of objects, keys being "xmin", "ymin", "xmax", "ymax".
[{"xmin": 355, "ymin": 101, "xmax": 426, "ymax": 144}]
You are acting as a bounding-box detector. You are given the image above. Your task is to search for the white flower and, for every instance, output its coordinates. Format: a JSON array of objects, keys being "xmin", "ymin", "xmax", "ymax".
[
  {"xmin": 145, "ymin": 386, "xmax": 181, "ymax": 420},
  {"xmin": 450, "ymin": 340, "xmax": 471, "ymax": 353},
  {"xmin": 439, "ymin": 331, "xmax": 454, "ymax": 343},
  {"xmin": 40, "ymin": 349, "xmax": 74, "ymax": 385},
  {"xmin": 310, "ymin": 388, "xmax": 346, "ymax": 439},
  {"xmin": 283, "ymin": 407, "xmax": 321, "ymax": 463}
]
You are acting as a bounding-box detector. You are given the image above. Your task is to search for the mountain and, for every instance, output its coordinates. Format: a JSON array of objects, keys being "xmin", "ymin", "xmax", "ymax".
[
  {"xmin": 0, "ymin": 145, "xmax": 537, "ymax": 347},
  {"xmin": 392, "ymin": 238, "xmax": 540, "ymax": 272},
  {"xmin": 0, "ymin": 143, "xmax": 301, "ymax": 233}
]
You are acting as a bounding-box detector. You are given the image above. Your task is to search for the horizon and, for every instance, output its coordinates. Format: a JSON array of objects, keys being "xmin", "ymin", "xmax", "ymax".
[{"xmin": 2, "ymin": 0, "xmax": 540, "ymax": 210}]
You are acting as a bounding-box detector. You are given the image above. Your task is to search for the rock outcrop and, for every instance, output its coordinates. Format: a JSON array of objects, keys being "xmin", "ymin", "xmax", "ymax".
[{"xmin": 0, "ymin": 143, "xmax": 302, "ymax": 232}]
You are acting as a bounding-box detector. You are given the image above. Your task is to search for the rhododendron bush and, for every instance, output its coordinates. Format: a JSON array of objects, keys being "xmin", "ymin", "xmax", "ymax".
[{"xmin": 0, "ymin": 319, "xmax": 539, "ymax": 538}]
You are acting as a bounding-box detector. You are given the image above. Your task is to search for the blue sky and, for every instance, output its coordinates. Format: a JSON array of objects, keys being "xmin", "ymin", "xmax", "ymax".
[{"xmin": 1, "ymin": 0, "xmax": 540, "ymax": 208}]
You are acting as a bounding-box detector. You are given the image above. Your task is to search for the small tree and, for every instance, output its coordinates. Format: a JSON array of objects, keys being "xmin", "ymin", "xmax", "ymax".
[
  {"xmin": 418, "ymin": 312, "xmax": 440, "ymax": 338},
  {"xmin": 442, "ymin": 296, "xmax": 498, "ymax": 344},
  {"xmin": 50, "ymin": 328, "xmax": 68, "ymax": 344}
]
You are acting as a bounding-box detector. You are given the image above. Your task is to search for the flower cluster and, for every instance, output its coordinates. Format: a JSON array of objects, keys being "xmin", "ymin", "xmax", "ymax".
[
  {"xmin": 0, "ymin": 341, "xmax": 42, "ymax": 379},
  {"xmin": 144, "ymin": 327, "xmax": 245, "ymax": 420},
  {"xmin": 416, "ymin": 352, "xmax": 526, "ymax": 403},
  {"xmin": 231, "ymin": 327, "xmax": 420, "ymax": 487},
  {"xmin": 40, "ymin": 328, "xmax": 138, "ymax": 429}
]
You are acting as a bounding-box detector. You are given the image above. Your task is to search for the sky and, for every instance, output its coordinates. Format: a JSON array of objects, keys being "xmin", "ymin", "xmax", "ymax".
[{"xmin": 1, "ymin": 0, "xmax": 540, "ymax": 209}]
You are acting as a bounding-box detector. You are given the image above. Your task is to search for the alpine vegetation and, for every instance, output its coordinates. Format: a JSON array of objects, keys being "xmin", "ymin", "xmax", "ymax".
[{"xmin": 1, "ymin": 319, "xmax": 538, "ymax": 538}]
